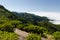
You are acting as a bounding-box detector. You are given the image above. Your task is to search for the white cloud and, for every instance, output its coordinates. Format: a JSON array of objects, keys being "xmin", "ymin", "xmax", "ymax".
[{"xmin": 28, "ymin": 12, "xmax": 60, "ymax": 24}]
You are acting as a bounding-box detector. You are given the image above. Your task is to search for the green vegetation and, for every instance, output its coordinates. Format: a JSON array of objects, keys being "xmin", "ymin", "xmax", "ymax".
[
  {"xmin": 17, "ymin": 24, "xmax": 48, "ymax": 35},
  {"xmin": 0, "ymin": 5, "xmax": 60, "ymax": 40},
  {"xmin": 0, "ymin": 20, "xmax": 20, "ymax": 32},
  {"xmin": 0, "ymin": 31, "xmax": 18, "ymax": 40},
  {"xmin": 27, "ymin": 33, "xmax": 41, "ymax": 40},
  {"xmin": 53, "ymin": 31, "xmax": 60, "ymax": 40}
]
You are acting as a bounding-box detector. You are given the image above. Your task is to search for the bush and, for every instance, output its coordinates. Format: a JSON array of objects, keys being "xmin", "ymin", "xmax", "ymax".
[
  {"xmin": 18, "ymin": 24, "xmax": 47, "ymax": 35},
  {"xmin": 0, "ymin": 23, "xmax": 13, "ymax": 32},
  {"xmin": 0, "ymin": 20, "xmax": 20, "ymax": 32},
  {"xmin": 53, "ymin": 31, "xmax": 60, "ymax": 40},
  {"xmin": 0, "ymin": 31, "xmax": 18, "ymax": 40},
  {"xmin": 26, "ymin": 33, "xmax": 41, "ymax": 40}
]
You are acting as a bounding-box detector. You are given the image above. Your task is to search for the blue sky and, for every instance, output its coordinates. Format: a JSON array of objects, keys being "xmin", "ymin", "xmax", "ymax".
[
  {"xmin": 0, "ymin": 0, "xmax": 60, "ymax": 24},
  {"xmin": 0, "ymin": 0, "xmax": 60, "ymax": 12}
]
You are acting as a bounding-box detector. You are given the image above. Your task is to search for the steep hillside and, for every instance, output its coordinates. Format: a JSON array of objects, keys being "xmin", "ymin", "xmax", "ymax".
[
  {"xmin": 12, "ymin": 12, "xmax": 59, "ymax": 33},
  {"xmin": 0, "ymin": 5, "xmax": 60, "ymax": 40},
  {"xmin": 0, "ymin": 5, "xmax": 59, "ymax": 33},
  {"xmin": 0, "ymin": 5, "xmax": 17, "ymax": 20}
]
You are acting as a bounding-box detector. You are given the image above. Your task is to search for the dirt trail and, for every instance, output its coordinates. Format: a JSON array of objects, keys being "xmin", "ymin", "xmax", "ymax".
[
  {"xmin": 13, "ymin": 28, "xmax": 48, "ymax": 40},
  {"xmin": 13, "ymin": 28, "xmax": 28, "ymax": 40},
  {"xmin": 41, "ymin": 37, "xmax": 48, "ymax": 40}
]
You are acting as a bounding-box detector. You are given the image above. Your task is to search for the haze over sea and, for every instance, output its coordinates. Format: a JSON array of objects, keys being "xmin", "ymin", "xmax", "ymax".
[{"xmin": 28, "ymin": 12, "xmax": 60, "ymax": 24}]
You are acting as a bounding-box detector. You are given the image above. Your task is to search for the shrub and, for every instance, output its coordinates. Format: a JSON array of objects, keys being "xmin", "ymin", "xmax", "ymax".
[
  {"xmin": 53, "ymin": 31, "xmax": 60, "ymax": 40},
  {"xmin": 0, "ymin": 23, "xmax": 13, "ymax": 32},
  {"xmin": 0, "ymin": 31, "xmax": 18, "ymax": 40},
  {"xmin": 26, "ymin": 33, "xmax": 41, "ymax": 40},
  {"xmin": 18, "ymin": 24, "xmax": 47, "ymax": 35}
]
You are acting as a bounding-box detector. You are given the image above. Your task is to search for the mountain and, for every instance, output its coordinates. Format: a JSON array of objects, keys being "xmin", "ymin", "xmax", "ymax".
[
  {"xmin": 13, "ymin": 12, "xmax": 50, "ymax": 24},
  {"xmin": 0, "ymin": 5, "xmax": 60, "ymax": 40},
  {"xmin": 13, "ymin": 12, "xmax": 49, "ymax": 21},
  {"xmin": 0, "ymin": 5, "xmax": 49, "ymax": 23},
  {"xmin": 0, "ymin": 5, "xmax": 58, "ymax": 32},
  {"xmin": 0, "ymin": 5, "xmax": 17, "ymax": 20},
  {"xmin": 12, "ymin": 12, "xmax": 60, "ymax": 32}
]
